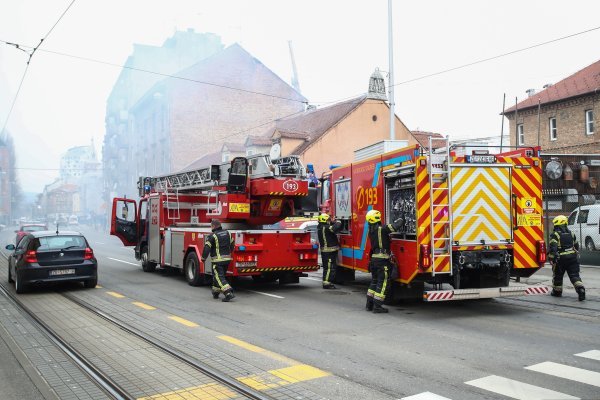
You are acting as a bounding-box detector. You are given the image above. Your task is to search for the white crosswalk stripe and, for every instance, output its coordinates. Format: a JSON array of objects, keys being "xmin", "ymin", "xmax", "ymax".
[
  {"xmin": 525, "ymin": 361, "xmax": 600, "ymax": 387},
  {"xmin": 575, "ymin": 350, "xmax": 600, "ymax": 362},
  {"xmin": 403, "ymin": 349, "xmax": 600, "ymax": 400},
  {"xmin": 401, "ymin": 392, "xmax": 452, "ymax": 400},
  {"xmin": 465, "ymin": 375, "xmax": 579, "ymax": 400}
]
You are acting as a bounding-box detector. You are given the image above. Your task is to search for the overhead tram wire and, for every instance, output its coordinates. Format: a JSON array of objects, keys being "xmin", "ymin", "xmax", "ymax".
[{"xmin": 0, "ymin": 0, "xmax": 78, "ymax": 140}]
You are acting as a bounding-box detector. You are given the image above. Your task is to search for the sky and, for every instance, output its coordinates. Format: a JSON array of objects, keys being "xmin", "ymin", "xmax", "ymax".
[{"xmin": 1, "ymin": 0, "xmax": 599, "ymax": 192}]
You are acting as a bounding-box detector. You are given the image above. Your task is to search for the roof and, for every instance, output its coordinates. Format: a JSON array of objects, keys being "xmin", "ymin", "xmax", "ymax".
[
  {"xmin": 221, "ymin": 142, "xmax": 246, "ymax": 152},
  {"xmin": 29, "ymin": 230, "xmax": 84, "ymax": 238},
  {"xmin": 274, "ymin": 95, "xmax": 368, "ymax": 154},
  {"xmin": 410, "ymin": 131, "xmax": 446, "ymax": 148},
  {"xmin": 180, "ymin": 151, "xmax": 222, "ymax": 171},
  {"xmin": 504, "ymin": 59, "xmax": 600, "ymax": 113},
  {"xmin": 245, "ymin": 135, "xmax": 272, "ymax": 146}
]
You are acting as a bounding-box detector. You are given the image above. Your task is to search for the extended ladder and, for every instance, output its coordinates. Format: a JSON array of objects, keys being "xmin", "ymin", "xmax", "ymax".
[
  {"xmin": 428, "ymin": 136, "xmax": 453, "ymax": 277},
  {"xmin": 138, "ymin": 165, "xmax": 220, "ymax": 196}
]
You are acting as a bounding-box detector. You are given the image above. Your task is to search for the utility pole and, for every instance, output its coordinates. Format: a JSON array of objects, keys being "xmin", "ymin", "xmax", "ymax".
[{"xmin": 388, "ymin": 0, "xmax": 396, "ymax": 140}]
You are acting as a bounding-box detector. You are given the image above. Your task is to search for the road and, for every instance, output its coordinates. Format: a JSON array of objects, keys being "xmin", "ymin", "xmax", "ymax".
[{"xmin": 1, "ymin": 226, "xmax": 599, "ymax": 400}]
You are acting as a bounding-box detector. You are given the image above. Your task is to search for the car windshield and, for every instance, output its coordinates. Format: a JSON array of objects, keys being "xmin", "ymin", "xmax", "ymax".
[
  {"xmin": 31, "ymin": 235, "xmax": 87, "ymax": 251},
  {"xmin": 22, "ymin": 225, "xmax": 46, "ymax": 232}
]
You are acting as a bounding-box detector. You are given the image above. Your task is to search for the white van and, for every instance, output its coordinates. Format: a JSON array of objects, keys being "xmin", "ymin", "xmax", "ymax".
[{"xmin": 567, "ymin": 204, "xmax": 600, "ymax": 251}]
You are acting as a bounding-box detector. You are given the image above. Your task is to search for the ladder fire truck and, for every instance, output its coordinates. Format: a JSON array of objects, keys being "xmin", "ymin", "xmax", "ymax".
[
  {"xmin": 110, "ymin": 155, "xmax": 319, "ymax": 286},
  {"xmin": 321, "ymin": 138, "xmax": 550, "ymax": 301}
]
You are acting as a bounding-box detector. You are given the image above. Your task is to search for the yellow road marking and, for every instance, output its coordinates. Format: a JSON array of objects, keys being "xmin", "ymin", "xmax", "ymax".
[
  {"xmin": 132, "ymin": 302, "xmax": 156, "ymax": 310},
  {"xmin": 270, "ymin": 364, "xmax": 330, "ymax": 383},
  {"xmin": 168, "ymin": 316, "xmax": 199, "ymax": 327},
  {"xmin": 218, "ymin": 335, "xmax": 298, "ymax": 365},
  {"xmin": 137, "ymin": 382, "xmax": 236, "ymax": 400},
  {"xmin": 95, "ymin": 285, "xmax": 102, "ymax": 288},
  {"xmin": 106, "ymin": 291, "xmax": 125, "ymax": 298},
  {"xmin": 237, "ymin": 365, "xmax": 330, "ymax": 391}
]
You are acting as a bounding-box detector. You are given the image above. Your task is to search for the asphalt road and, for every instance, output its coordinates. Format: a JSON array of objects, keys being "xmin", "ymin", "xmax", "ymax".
[{"xmin": 2, "ymin": 226, "xmax": 599, "ymax": 400}]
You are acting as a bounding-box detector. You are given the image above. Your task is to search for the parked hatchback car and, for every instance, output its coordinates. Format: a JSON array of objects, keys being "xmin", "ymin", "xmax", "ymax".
[
  {"xmin": 5, "ymin": 231, "xmax": 98, "ymax": 293},
  {"xmin": 15, "ymin": 223, "xmax": 47, "ymax": 245},
  {"xmin": 567, "ymin": 204, "xmax": 600, "ymax": 251}
]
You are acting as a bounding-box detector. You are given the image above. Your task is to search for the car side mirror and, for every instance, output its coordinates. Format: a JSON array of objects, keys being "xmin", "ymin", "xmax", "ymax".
[{"xmin": 5, "ymin": 244, "xmax": 15, "ymax": 251}]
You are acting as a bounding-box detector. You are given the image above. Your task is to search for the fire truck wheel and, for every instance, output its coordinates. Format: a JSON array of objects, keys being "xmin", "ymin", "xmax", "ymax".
[
  {"xmin": 141, "ymin": 246, "xmax": 157, "ymax": 272},
  {"xmin": 185, "ymin": 252, "xmax": 204, "ymax": 286}
]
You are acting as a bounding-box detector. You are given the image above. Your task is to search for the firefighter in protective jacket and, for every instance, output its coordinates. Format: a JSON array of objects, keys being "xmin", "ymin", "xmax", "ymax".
[
  {"xmin": 317, "ymin": 213, "xmax": 342, "ymax": 289},
  {"xmin": 366, "ymin": 209, "xmax": 404, "ymax": 313},
  {"xmin": 202, "ymin": 220, "xmax": 236, "ymax": 302},
  {"xmin": 549, "ymin": 215, "xmax": 585, "ymax": 301}
]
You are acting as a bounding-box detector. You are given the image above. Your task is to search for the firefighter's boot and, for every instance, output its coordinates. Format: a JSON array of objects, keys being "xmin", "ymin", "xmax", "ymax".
[
  {"xmin": 212, "ymin": 290, "xmax": 220, "ymax": 299},
  {"xmin": 372, "ymin": 300, "xmax": 388, "ymax": 314},
  {"xmin": 222, "ymin": 290, "xmax": 236, "ymax": 302},
  {"xmin": 323, "ymin": 283, "xmax": 336, "ymax": 289},
  {"xmin": 550, "ymin": 290, "xmax": 562, "ymax": 297},
  {"xmin": 365, "ymin": 297, "xmax": 374, "ymax": 311},
  {"xmin": 577, "ymin": 287, "xmax": 586, "ymax": 301}
]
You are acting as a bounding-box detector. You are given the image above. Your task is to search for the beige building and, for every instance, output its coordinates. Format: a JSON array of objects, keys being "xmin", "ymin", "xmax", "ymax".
[{"xmin": 503, "ymin": 59, "xmax": 599, "ymax": 153}]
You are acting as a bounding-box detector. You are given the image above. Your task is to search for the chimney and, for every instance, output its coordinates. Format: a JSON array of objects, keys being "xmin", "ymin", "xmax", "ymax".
[
  {"xmin": 525, "ymin": 88, "xmax": 536, "ymax": 97},
  {"xmin": 543, "ymin": 83, "xmax": 553, "ymax": 89}
]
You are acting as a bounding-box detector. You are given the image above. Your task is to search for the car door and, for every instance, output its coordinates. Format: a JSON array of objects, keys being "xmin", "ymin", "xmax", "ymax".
[{"xmin": 12, "ymin": 236, "xmax": 30, "ymax": 274}]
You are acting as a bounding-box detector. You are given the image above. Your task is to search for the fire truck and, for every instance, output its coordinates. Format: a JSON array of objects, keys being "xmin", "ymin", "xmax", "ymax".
[
  {"xmin": 321, "ymin": 138, "xmax": 549, "ymax": 301},
  {"xmin": 110, "ymin": 155, "xmax": 319, "ymax": 285}
]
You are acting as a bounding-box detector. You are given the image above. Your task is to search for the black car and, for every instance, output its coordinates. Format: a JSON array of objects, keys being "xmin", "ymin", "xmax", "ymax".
[{"xmin": 5, "ymin": 231, "xmax": 98, "ymax": 293}]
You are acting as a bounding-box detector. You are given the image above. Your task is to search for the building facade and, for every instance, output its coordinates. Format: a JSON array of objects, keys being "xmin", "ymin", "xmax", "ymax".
[{"xmin": 503, "ymin": 59, "xmax": 600, "ymax": 153}]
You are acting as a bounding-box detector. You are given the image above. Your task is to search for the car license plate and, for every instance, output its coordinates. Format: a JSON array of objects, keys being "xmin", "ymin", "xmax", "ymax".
[
  {"xmin": 236, "ymin": 261, "xmax": 257, "ymax": 267},
  {"xmin": 50, "ymin": 269, "xmax": 76, "ymax": 276}
]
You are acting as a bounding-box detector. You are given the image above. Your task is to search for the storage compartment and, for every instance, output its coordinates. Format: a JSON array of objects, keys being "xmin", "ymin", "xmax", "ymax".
[{"xmin": 384, "ymin": 168, "xmax": 416, "ymax": 238}]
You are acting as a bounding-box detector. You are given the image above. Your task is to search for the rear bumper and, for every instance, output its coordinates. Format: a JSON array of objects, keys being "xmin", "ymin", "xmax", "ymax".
[
  {"xmin": 423, "ymin": 285, "xmax": 550, "ymax": 302},
  {"xmin": 233, "ymin": 265, "xmax": 319, "ymax": 275},
  {"xmin": 17, "ymin": 263, "xmax": 97, "ymax": 285}
]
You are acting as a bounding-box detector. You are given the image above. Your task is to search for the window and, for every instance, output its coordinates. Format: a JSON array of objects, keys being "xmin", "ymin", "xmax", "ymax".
[
  {"xmin": 568, "ymin": 212, "xmax": 577, "ymax": 226},
  {"xmin": 585, "ymin": 110, "xmax": 594, "ymax": 135},
  {"xmin": 577, "ymin": 209, "xmax": 589, "ymax": 224},
  {"xmin": 517, "ymin": 124, "xmax": 524, "ymax": 145},
  {"xmin": 549, "ymin": 117, "xmax": 557, "ymax": 141}
]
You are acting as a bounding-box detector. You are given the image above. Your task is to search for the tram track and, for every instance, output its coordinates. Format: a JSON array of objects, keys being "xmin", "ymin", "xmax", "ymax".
[{"xmin": 0, "ymin": 257, "xmax": 274, "ymax": 400}]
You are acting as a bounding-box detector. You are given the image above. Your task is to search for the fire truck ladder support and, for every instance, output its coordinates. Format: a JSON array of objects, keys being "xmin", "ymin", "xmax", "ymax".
[{"xmin": 428, "ymin": 136, "xmax": 453, "ymax": 277}]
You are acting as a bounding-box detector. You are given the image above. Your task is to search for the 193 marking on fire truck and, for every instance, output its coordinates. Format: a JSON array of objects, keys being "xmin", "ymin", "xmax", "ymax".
[
  {"xmin": 229, "ymin": 203, "xmax": 250, "ymax": 213},
  {"xmin": 282, "ymin": 180, "xmax": 299, "ymax": 192},
  {"xmin": 356, "ymin": 186, "xmax": 378, "ymax": 209}
]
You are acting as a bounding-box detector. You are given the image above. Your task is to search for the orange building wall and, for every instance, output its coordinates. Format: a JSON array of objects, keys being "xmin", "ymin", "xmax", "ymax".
[{"xmin": 299, "ymin": 103, "xmax": 415, "ymax": 176}]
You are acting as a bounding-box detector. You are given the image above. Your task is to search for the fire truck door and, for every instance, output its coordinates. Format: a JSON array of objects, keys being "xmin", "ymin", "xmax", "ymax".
[
  {"xmin": 111, "ymin": 198, "xmax": 138, "ymax": 246},
  {"xmin": 148, "ymin": 196, "xmax": 161, "ymax": 263}
]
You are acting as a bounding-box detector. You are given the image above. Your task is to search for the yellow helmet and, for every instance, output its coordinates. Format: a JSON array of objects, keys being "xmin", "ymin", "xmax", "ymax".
[
  {"xmin": 318, "ymin": 213, "xmax": 330, "ymax": 223},
  {"xmin": 553, "ymin": 215, "xmax": 568, "ymax": 226},
  {"xmin": 366, "ymin": 209, "xmax": 381, "ymax": 224}
]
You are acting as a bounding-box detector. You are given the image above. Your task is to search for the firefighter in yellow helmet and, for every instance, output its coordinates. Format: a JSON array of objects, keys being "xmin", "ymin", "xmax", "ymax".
[
  {"xmin": 549, "ymin": 215, "xmax": 585, "ymax": 301},
  {"xmin": 317, "ymin": 213, "xmax": 342, "ymax": 289},
  {"xmin": 365, "ymin": 209, "xmax": 404, "ymax": 313}
]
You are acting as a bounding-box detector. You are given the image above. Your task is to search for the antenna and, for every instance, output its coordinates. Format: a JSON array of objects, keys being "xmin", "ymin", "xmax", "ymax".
[{"xmin": 288, "ymin": 41, "xmax": 301, "ymax": 93}]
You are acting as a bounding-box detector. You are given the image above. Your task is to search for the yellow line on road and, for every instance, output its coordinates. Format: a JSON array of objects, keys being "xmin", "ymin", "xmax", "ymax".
[
  {"xmin": 237, "ymin": 365, "xmax": 330, "ymax": 391},
  {"xmin": 106, "ymin": 291, "xmax": 125, "ymax": 298},
  {"xmin": 95, "ymin": 285, "xmax": 102, "ymax": 288},
  {"xmin": 137, "ymin": 382, "xmax": 236, "ymax": 399},
  {"xmin": 218, "ymin": 335, "xmax": 299, "ymax": 365},
  {"xmin": 168, "ymin": 315, "xmax": 199, "ymax": 327},
  {"xmin": 132, "ymin": 301, "xmax": 156, "ymax": 310}
]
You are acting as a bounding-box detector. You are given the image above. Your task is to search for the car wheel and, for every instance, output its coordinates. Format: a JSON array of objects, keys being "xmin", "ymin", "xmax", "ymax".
[
  {"xmin": 141, "ymin": 246, "xmax": 157, "ymax": 272},
  {"xmin": 184, "ymin": 252, "xmax": 203, "ymax": 286},
  {"xmin": 585, "ymin": 237, "xmax": 596, "ymax": 251},
  {"xmin": 15, "ymin": 272, "xmax": 27, "ymax": 294},
  {"xmin": 84, "ymin": 277, "xmax": 98, "ymax": 288}
]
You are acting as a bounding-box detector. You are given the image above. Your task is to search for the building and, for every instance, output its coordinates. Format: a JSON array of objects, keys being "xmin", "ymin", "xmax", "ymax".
[
  {"xmin": 128, "ymin": 43, "xmax": 305, "ymax": 183},
  {"xmin": 103, "ymin": 29, "xmax": 225, "ymax": 201},
  {"xmin": 0, "ymin": 143, "xmax": 11, "ymax": 225},
  {"xmin": 266, "ymin": 70, "xmax": 415, "ymax": 175},
  {"xmin": 502, "ymin": 59, "xmax": 600, "ymax": 153},
  {"xmin": 221, "ymin": 142, "xmax": 246, "ymax": 162},
  {"xmin": 60, "ymin": 144, "xmax": 97, "ymax": 182},
  {"xmin": 244, "ymin": 136, "xmax": 272, "ymax": 156}
]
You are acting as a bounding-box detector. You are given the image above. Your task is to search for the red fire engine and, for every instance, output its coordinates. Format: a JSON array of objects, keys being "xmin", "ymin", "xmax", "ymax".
[
  {"xmin": 321, "ymin": 138, "xmax": 549, "ymax": 301},
  {"xmin": 110, "ymin": 155, "xmax": 319, "ymax": 285}
]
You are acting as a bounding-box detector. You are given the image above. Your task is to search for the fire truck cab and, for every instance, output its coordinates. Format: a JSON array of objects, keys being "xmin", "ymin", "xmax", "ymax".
[
  {"xmin": 320, "ymin": 138, "xmax": 549, "ymax": 301},
  {"xmin": 111, "ymin": 154, "xmax": 319, "ymax": 286}
]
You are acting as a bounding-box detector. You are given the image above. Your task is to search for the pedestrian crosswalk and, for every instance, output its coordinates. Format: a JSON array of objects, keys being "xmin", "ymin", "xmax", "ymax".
[{"xmin": 400, "ymin": 349, "xmax": 600, "ymax": 400}]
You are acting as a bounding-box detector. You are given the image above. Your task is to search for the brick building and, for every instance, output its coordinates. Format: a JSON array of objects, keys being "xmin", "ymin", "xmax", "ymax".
[
  {"xmin": 129, "ymin": 43, "xmax": 305, "ymax": 184},
  {"xmin": 502, "ymin": 59, "xmax": 599, "ymax": 153},
  {"xmin": 103, "ymin": 29, "xmax": 224, "ymax": 200}
]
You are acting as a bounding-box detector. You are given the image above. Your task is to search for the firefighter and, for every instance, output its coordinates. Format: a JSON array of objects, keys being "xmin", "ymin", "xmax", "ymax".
[
  {"xmin": 317, "ymin": 213, "xmax": 342, "ymax": 289},
  {"xmin": 201, "ymin": 219, "xmax": 236, "ymax": 302},
  {"xmin": 549, "ymin": 215, "xmax": 585, "ymax": 301},
  {"xmin": 365, "ymin": 209, "xmax": 404, "ymax": 313}
]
